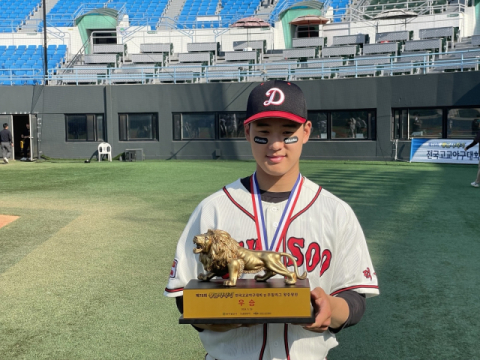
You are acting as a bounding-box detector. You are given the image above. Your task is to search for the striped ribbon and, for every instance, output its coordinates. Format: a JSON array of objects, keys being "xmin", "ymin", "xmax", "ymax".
[{"xmin": 250, "ymin": 172, "xmax": 303, "ymax": 251}]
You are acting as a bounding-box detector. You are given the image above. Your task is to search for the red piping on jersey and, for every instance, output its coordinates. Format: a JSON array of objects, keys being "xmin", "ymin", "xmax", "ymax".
[
  {"xmin": 284, "ymin": 324, "xmax": 290, "ymax": 360},
  {"xmin": 330, "ymin": 285, "xmax": 379, "ymax": 296},
  {"xmin": 223, "ymin": 186, "xmax": 255, "ymax": 221},
  {"xmin": 289, "ymin": 186, "xmax": 322, "ymax": 223},
  {"xmin": 278, "ymin": 186, "xmax": 323, "ymax": 255},
  {"xmin": 164, "ymin": 287, "xmax": 184, "ymax": 293},
  {"xmin": 259, "ymin": 324, "xmax": 268, "ymax": 360}
]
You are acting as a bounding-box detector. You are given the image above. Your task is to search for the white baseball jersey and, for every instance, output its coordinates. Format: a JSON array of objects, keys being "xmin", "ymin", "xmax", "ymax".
[{"xmin": 165, "ymin": 176, "xmax": 379, "ymax": 360}]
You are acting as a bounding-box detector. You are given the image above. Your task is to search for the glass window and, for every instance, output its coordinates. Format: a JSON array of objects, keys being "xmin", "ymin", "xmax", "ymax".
[
  {"xmin": 66, "ymin": 114, "xmax": 105, "ymax": 142},
  {"xmin": 447, "ymin": 108, "xmax": 480, "ymax": 138},
  {"xmin": 393, "ymin": 109, "xmax": 408, "ymax": 140},
  {"xmin": 409, "ymin": 109, "xmax": 442, "ymax": 138},
  {"xmin": 172, "ymin": 110, "xmax": 376, "ymax": 141},
  {"xmin": 331, "ymin": 110, "xmax": 375, "ymax": 140},
  {"xmin": 309, "ymin": 111, "xmax": 328, "ymax": 139},
  {"xmin": 119, "ymin": 113, "xmax": 158, "ymax": 141},
  {"xmin": 296, "ymin": 25, "xmax": 319, "ymax": 38},
  {"xmin": 173, "ymin": 113, "xmax": 182, "ymax": 141},
  {"xmin": 219, "ymin": 112, "xmax": 245, "ymax": 139},
  {"xmin": 177, "ymin": 113, "xmax": 215, "ymax": 140}
]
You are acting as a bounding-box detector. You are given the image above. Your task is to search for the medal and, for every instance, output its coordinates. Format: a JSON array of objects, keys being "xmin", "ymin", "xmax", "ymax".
[{"xmin": 251, "ymin": 172, "xmax": 303, "ymax": 251}]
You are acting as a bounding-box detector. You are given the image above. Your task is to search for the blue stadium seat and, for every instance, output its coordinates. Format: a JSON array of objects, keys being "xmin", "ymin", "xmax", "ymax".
[
  {"xmin": 0, "ymin": 0, "xmax": 40, "ymax": 33},
  {"xmin": 0, "ymin": 44, "xmax": 67, "ymax": 85}
]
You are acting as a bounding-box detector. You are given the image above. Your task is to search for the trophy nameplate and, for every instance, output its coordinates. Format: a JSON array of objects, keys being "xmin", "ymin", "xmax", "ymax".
[{"xmin": 179, "ymin": 278, "xmax": 314, "ymax": 324}]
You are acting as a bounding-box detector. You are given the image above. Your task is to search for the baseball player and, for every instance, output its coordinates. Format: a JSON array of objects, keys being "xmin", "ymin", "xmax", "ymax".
[{"xmin": 165, "ymin": 80, "xmax": 379, "ymax": 360}]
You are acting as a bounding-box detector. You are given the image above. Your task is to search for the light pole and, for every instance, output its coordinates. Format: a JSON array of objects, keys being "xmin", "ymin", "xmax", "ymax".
[{"xmin": 43, "ymin": 0, "xmax": 48, "ymax": 84}]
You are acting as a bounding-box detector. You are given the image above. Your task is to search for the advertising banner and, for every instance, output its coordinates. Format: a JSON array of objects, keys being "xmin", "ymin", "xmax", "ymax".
[{"xmin": 410, "ymin": 139, "xmax": 479, "ymax": 164}]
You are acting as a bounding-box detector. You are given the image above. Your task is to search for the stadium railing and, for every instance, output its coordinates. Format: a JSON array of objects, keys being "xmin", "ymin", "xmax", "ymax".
[{"xmin": 19, "ymin": 48, "xmax": 476, "ymax": 86}]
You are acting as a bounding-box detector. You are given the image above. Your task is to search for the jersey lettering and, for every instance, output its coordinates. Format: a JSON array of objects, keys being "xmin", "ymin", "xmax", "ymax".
[
  {"xmin": 320, "ymin": 249, "xmax": 332, "ymax": 276},
  {"xmin": 237, "ymin": 237, "xmax": 332, "ymax": 277},
  {"xmin": 246, "ymin": 238, "xmax": 260, "ymax": 250},
  {"xmin": 306, "ymin": 243, "xmax": 321, "ymax": 272},
  {"xmin": 286, "ymin": 237, "xmax": 305, "ymax": 267}
]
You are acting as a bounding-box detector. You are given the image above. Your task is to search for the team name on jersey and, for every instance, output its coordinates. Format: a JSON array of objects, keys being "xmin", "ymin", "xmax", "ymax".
[{"xmin": 238, "ymin": 237, "xmax": 332, "ymax": 277}]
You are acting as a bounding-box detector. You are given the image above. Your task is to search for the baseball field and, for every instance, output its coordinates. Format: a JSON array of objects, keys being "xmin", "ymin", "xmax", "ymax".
[{"xmin": 0, "ymin": 159, "xmax": 479, "ymax": 359}]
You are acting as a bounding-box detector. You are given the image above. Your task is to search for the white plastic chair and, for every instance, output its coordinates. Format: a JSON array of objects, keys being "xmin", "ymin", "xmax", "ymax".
[{"xmin": 98, "ymin": 142, "xmax": 112, "ymax": 162}]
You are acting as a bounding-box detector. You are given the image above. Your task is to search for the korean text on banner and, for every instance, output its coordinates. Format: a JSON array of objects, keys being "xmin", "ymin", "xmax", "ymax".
[{"xmin": 410, "ymin": 139, "xmax": 479, "ymax": 164}]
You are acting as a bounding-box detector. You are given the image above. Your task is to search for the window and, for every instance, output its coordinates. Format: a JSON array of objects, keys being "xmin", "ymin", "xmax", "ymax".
[
  {"xmin": 309, "ymin": 111, "xmax": 328, "ymax": 139},
  {"xmin": 219, "ymin": 113, "xmax": 245, "ymax": 139},
  {"xmin": 173, "ymin": 113, "xmax": 245, "ymax": 140},
  {"xmin": 119, "ymin": 113, "xmax": 158, "ymax": 141},
  {"xmin": 66, "ymin": 114, "xmax": 105, "ymax": 142},
  {"xmin": 308, "ymin": 110, "xmax": 376, "ymax": 140},
  {"xmin": 409, "ymin": 109, "xmax": 442, "ymax": 139},
  {"xmin": 393, "ymin": 108, "xmax": 442, "ymax": 140},
  {"xmin": 392, "ymin": 109, "xmax": 408, "ymax": 140},
  {"xmin": 296, "ymin": 25, "xmax": 319, "ymax": 38},
  {"xmin": 173, "ymin": 113, "xmax": 215, "ymax": 140},
  {"xmin": 172, "ymin": 110, "xmax": 375, "ymax": 141},
  {"xmin": 447, "ymin": 108, "xmax": 480, "ymax": 138}
]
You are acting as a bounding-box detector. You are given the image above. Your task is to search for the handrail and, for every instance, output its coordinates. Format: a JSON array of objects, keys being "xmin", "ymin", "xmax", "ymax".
[{"xmin": 62, "ymin": 36, "xmax": 92, "ymax": 69}]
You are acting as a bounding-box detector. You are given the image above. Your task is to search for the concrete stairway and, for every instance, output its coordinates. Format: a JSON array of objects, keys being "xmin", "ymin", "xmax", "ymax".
[
  {"xmin": 19, "ymin": 0, "xmax": 62, "ymax": 33},
  {"xmin": 158, "ymin": 0, "xmax": 189, "ymax": 30}
]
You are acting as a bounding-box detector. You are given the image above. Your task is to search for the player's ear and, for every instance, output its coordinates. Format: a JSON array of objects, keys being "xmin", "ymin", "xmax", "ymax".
[
  {"xmin": 245, "ymin": 123, "xmax": 251, "ymax": 141},
  {"xmin": 302, "ymin": 121, "xmax": 312, "ymax": 144}
]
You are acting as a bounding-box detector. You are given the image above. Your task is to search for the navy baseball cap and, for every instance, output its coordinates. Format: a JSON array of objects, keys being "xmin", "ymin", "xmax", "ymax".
[{"xmin": 244, "ymin": 80, "xmax": 307, "ymax": 125}]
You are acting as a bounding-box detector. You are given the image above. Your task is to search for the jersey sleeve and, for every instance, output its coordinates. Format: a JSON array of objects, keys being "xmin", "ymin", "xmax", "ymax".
[
  {"xmin": 164, "ymin": 203, "xmax": 206, "ymax": 298},
  {"xmin": 329, "ymin": 204, "xmax": 379, "ymax": 298}
]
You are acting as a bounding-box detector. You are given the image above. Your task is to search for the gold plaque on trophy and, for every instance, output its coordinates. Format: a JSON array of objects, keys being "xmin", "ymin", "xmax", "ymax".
[{"xmin": 179, "ymin": 278, "xmax": 314, "ymax": 324}]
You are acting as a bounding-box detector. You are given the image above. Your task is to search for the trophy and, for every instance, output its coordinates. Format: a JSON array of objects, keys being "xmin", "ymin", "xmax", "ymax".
[{"xmin": 179, "ymin": 229, "xmax": 314, "ymax": 325}]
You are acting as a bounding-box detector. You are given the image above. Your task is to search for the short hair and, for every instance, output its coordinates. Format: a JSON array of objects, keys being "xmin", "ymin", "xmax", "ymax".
[{"xmin": 3, "ymin": 123, "xmax": 8, "ymax": 128}]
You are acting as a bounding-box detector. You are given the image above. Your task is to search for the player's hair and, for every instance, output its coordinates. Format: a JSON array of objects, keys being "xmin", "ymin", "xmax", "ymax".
[{"xmin": 3, "ymin": 123, "xmax": 8, "ymax": 128}]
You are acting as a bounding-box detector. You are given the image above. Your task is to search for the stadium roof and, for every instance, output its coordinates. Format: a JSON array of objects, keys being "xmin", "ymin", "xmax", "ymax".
[
  {"xmin": 280, "ymin": 1, "xmax": 325, "ymax": 15},
  {"xmin": 75, "ymin": 8, "xmax": 119, "ymax": 25}
]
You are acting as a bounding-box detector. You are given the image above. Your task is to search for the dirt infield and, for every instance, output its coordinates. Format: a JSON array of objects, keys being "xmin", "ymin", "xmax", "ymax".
[{"xmin": 0, "ymin": 215, "xmax": 19, "ymax": 229}]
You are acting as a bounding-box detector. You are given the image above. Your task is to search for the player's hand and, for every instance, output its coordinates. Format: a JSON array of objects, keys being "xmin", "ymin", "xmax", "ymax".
[
  {"xmin": 195, "ymin": 323, "xmax": 255, "ymax": 332},
  {"xmin": 303, "ymin": 287, "xmax": 332, "ymax": 333}
]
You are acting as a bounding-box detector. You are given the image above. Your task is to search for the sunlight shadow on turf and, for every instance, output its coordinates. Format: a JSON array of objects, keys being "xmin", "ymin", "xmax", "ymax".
[{"xmin": 0, "ymin": 208, "xmax": 79, "ymax": 274}]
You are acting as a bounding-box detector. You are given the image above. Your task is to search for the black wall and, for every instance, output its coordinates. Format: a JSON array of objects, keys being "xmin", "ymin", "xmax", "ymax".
[{"xmin": 1, "ymin": 71, "xmax": 479, "ymax": 161}]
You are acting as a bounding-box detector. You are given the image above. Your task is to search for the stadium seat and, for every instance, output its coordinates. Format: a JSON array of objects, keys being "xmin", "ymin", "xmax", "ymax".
[{"xmin": 0, "ymin": 0, "xmax": 40, "ymax": 33}]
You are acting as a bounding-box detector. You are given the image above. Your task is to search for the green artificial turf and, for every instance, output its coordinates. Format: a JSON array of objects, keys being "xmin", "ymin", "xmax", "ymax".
[{"xmin": 0, "ymin": 160, "xmax": 479, "ymax": 359}]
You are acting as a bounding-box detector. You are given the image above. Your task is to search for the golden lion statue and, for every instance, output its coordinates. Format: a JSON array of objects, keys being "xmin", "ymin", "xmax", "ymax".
[{"xmin": 193, "ymin": 229, "xmax": 307, "ymax": 287}]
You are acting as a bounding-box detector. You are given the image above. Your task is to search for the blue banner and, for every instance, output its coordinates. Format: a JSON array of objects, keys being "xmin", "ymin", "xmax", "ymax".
[{"xmin": 410, "ymin": 139, "xmax": 479, "ymax": 164}]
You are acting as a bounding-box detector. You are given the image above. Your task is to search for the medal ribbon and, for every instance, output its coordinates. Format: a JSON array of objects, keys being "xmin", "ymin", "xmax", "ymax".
[{"xmin": 250, "ymin": 172, "xmax": 303, "ymax": 251}]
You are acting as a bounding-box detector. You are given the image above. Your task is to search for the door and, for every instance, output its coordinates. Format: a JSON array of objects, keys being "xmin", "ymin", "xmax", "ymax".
[{"xmin": 29, "ymin": 114, "xmax": 38, "ymax": 161}]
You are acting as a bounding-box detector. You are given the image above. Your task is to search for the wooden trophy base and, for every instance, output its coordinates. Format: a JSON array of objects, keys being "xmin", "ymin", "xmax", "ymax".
[{"xmin": 179, "ymin": 278, "xmax": 314, "ymax": 324}]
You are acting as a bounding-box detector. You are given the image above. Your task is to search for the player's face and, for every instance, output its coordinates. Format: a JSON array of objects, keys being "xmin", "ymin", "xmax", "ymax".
[{"xmin": 246, "ymin": 117, "xmax": 312, "ymax": 180}]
